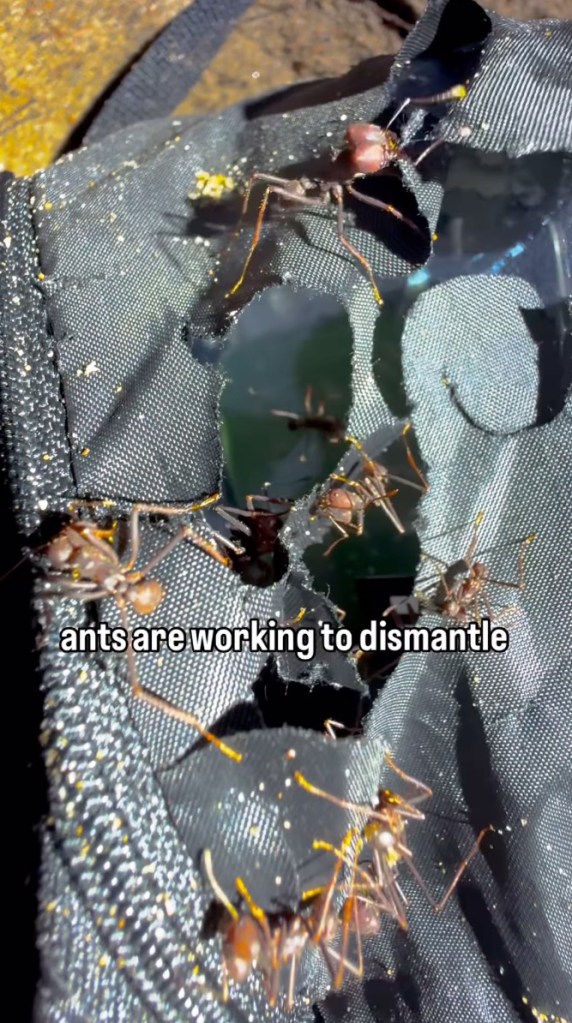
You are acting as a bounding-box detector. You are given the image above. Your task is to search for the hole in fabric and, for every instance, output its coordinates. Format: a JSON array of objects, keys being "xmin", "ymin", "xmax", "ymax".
[
  {"xmin": 253, "ymin": 659, "xmax": 363, "ymax": 735},
  {"xmin": 217, "ymin": 286, "xmax": 353, "ymax": 585},
  {"xmin": 220, "ymin": 286, "xmax": 353, "ymax": 503}
]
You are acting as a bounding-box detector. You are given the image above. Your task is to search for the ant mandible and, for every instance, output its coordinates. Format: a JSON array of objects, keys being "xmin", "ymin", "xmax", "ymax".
[{"xmin": 226, "ymin": 85, "xmax": 466, "ymax": 305}]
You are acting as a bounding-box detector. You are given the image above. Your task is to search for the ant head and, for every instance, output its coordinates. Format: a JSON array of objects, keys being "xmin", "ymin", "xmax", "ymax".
[
  {"xmin": 45, "ymin": 528, "xmax": 76, "ymax": 569},
  {"xmin": 129, "ymin": 578, "xmax": 165, "ymax": 615},
  {"xmin": 344, "ymin": 122, "xmax": 397, "ymax": 176},
  {"xmin": 345, "ymin": 122, "xmax": 383, "ymax": 148},
  {"xmin": 223, "ymin": 914, "xmax": 263, "ymax": 984}
]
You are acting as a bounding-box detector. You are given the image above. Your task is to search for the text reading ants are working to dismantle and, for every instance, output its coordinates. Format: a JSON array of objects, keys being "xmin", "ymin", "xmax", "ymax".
[{"xmin": 60, "ymin": 616, "xmax": 510, "ymax": 659}]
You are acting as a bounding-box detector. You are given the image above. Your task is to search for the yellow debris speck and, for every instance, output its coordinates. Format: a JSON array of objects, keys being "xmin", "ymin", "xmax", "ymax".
[
  {"xmin": 80, "ymin": 448, "xmax": 90, "ymax": 457},
  {"xmin": 189, "ymin": 170, "xmax": 236, "ymax": 201}
]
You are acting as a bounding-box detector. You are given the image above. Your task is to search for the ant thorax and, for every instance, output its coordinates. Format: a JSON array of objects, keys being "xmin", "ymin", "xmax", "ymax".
[{"xmin": 281, "ymin": 917, "xmax": 308, "ymax": 959}]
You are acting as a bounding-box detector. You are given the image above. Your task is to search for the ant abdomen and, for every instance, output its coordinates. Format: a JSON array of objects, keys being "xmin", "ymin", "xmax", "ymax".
[
  {"xmin": 223, "ymin": 915, "xmax": 263, "ymax": 983},
  {"xmin": 129, "ymin": 578, "xmax": 165, "ymax": 615}
]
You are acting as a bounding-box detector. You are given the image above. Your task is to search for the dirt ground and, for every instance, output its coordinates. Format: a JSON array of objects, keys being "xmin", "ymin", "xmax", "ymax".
[
  {"xmin": 180, "ymin": 0, "xmax": 571, "ymax": 117},
  {"xmin": 0, "ymin": 0, "xmax": 569, "ymax": 175}
]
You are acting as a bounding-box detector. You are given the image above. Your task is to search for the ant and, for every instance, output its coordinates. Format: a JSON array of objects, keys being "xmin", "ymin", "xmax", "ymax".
[
  {"xmin": 214, "ymin": 495, "xmax": 292, "ymax": 586},
  {"xmin": 202, "ymin": 847, "xmax": 361, "ymax": 1009},
  {"xmin": 311, "ymin": 425, "xmax": 428, "ymax": 556},
  {"xmin": 226, "ymin": 85, "xmax": 466, "ymax": 305},
  {"xmin": 42, "ymin": 496, "xmax": 241, "ymax": 761},
  {"xmin": 295, "ymin": 752, "xmax": 492, "ymax": 935},
  {"xmin": 404, "ymin": 513, "xmax": 537, "ymax": 624},
  {"xmin": 272, "ymin": 386, "xmax": 347, "ymax": 443}
]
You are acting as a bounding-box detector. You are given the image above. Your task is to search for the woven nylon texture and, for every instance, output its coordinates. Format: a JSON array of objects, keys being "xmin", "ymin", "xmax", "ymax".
[
  {"xmin": 0, "ymin": 1, "xmax": 570, "ymax": 1021},
  {"xmin": 83, "ymin": 0, "xmax": 256, "ymax": 144}
]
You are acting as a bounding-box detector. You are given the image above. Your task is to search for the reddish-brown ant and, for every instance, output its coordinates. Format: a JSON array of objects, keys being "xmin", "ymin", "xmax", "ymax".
[
  {"xmin": 43, "ymin": 496, "xmax": 241, "ymax": 761},
  {"xmin": 202, "ymin": 847, "xmax": 361, "ymax": 1009},
  {"xmin": 214, "ymin": 495, "xmax": 292, "ymax": 586},
  {"xmin": 311, "ymin": 426, "xmax": 428, "ymax": 556},
  {"xmin": 408, "ymin": 512, "xmax": 537, "ymax": 624},
  {"xmin": 226, "ymin": 85, "xmax": 466, "ymax": 305},
  {"xmin": 272, "ymin": 386, "xmax": 347, "ymax": 443},
  {"xmin": 295, "ymin": 752, "xmax": 492, "ymax": 936}
]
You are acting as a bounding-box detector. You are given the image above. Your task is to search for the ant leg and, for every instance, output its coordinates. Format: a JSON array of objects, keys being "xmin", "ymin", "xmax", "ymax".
[
  {"xmin": 226, "ymin": 184, "xmax": 275, "ymax": 297},
  {"xmin": 239, "ymin": 172, "xmax": 293, "ymax": 217},
  {"xmin": 323, "ymin": 519, "xmax": 353, "ymax": 558},
  {"xmin": 286, "ymin": 950, "xmax": 302, "ymax": 1012},
  {"xmin": 323, "ymin": 719, "xmax": 361, "ymax": 740},
  {"xmin": 333, "ymin": 185, "xmax": 383, "ymax": 306},
  {"xmin": 141, "ymin": 525, "xmax": 232, "ymax": 576},
  {"xmin": 402, "ymin": 423, "xmax": 429, "ymax": 490},
  {"xmin": 403, "ymin": 827, "xmax": 492, "ymax": 912},
  {"xmin": 413, "ymin": 137, "xmax": 446, "ymax": 168},
  {"xmin": 420, "ymin": 552, "xmax": 454, "ymax": 599},
  {"xmin": 44, "ymin": 582, "xmax": 109, "ymax": 600},
  {"xmin": 202, "ymin": 850, "xmax": 239, "ymax": 921},
  {"xmin": 370, "ymin": 846, "xmax": 409, "ymax": 929},
  {"xmin": 69, "ymin": 494, "xmax": 221, "ymax": 572},
  {"xmin": 344, "ymin": 434, "xmax": 366, "ymax": 455},
  {"xmin": 311, "ymin": 830, "xmax": 358, "ymax": 943},
  {"xmin": 364, "ymin": 481, "xmax": 404, "ymax": 533},
  {"xmin": 487, "ymin": 534, "xmax": 536, "ymax": 591},
  {"xmin": 215, "ymin": 506, "xmax": 252, "ymax": 537},
  {"xmin": 295, "ymin": 770, "xmax": 423, "ymax": 824},
  {"xmin": 384, "ymin": 85, "xmax": 467, "ymax": 132},
  {"xmin": 304, "ymin": 384, "xmax": 313, "ymax": 415},
  {"xmin": 227, "ymin": 183, "xmax": 325, "ymax": 298},
  {"xmin": 346, "ymin": 182, "xmax": 424, "ymax": 238},
  {"xmin": 482, "ymin": 589, "xmax": 496, "ymax": 622},
  {"xmin": 384, "ymin": 751, "xmax": 433, "ymax": 804},
  {"xmin": 271, "ymin": 408, "xmax": 299, "ymax": 424},
  {"xmin": 245, "ymin": 494, "xmax": 291, "ymax": 512},
  {"xmin": 462, "ymin": 511, "xmax": 486, "ymax": 567},
  {"xmin": 332, "ymin": 847, "xmax": 362, "ymax": 989},
  {"xmin": 117, "ymin": 600, "xmax": 241, "ymax": 761}
]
